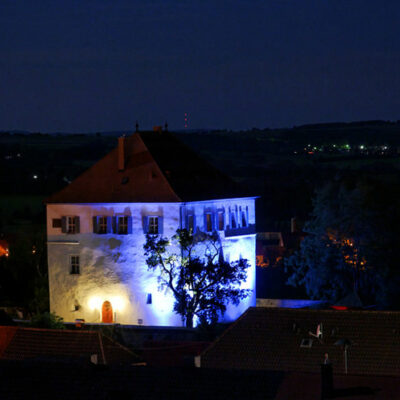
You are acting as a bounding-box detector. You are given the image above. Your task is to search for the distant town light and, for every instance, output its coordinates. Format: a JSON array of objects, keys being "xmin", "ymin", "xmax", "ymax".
[{"xmin": 33, "ymin": 174, "xmax": 38, "ymax": 179}]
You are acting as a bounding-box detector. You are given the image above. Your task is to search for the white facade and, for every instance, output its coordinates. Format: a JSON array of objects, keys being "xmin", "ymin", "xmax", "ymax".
[{"xmin": 47, "ymin": 198, "xmax": 256, "ymax": 326}]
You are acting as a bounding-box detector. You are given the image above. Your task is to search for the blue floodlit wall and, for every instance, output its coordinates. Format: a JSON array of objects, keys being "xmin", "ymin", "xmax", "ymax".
[{"xmin": 47, "ymin": 197, "xmax": 256, "ymax": 326}]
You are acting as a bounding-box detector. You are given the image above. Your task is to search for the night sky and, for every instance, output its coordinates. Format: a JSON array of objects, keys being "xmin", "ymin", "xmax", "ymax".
[{"xmin": 1, "ymin": 1, "xmax": 400, "ymax": 132}]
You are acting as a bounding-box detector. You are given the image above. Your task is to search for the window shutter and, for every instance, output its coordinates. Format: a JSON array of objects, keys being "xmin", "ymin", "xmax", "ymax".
[
  {"xmin": 74, "ymin": 216, "xmax": 80, "ymax": 233},
  {"xmin": 158, "ymin": 216, "xmax": 163, "ymax": 234},
  {"xmin": 193, "ymin": 215, "xmax": 197, "ymax": 232},
  {"xmin": 92, "ymin": 216, "xmax": 98, "ymax": 233},
  {"xmin": 143, "ymin": 216, "xmax": 148, "ymax": 233},
  {"xmin": 112, "ymin": 216, "xmax": 117, "ymax": 234},
  {"xmin": 204, "ymin": 213, "xmax": 207, "ymax": 232},
  {"xmin": 61, "ymin": 217, "xmax": 67, "ymax": 233},
  {"xmin": 127, "ymin": 216, "xmax": 133, "ymax": 234},
  {"xmin": 107, "ymin": 217, "xmax": 113, "ymax": 233}
]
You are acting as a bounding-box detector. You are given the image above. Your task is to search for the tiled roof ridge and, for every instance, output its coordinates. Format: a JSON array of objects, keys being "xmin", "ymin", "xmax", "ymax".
[
  {"xmin": 200, "ymin": 308, "xmax": 254, "ymax": 359},
  {"xmin": 45, "ymin": 131, "xmax": 184, "ymax": 204}
]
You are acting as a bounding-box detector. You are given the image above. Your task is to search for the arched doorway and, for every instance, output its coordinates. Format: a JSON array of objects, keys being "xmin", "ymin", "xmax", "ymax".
[{"xmin": 102, "ymin": 301, "xmax": 113, "ymax": 323}]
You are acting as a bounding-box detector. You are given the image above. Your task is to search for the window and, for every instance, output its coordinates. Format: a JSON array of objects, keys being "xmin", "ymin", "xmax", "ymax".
[
  {"xmin": 217, "ymin": 211, "xmax": 225, "ymax": 231},
  {"xmin": 98, "ymin": 217, "xmax": 107, "ymax": 234},
  {"xmin": 52, "ymin": 218, "xmax": 62, "ymax": 228},
  {"xmin": 67, "ymin": 216, "xmax": 76, "ymax": 233},
  {"xmin": 187, "ymin": 214, "xmax": 195, "ymax": 232},
  {"xmin": 61, "ymin": 216, "xmax": 80, "ymax": 234},
  {"xmin": 118, "ymin": 216, "xmax": 128, "ymax": 234},
  {"xmin": 230, "ymin": 212, "xmax": 237, "ymax": 229},
  {"xmin": 146, "ymin": 293, "xmax": 152, "ymax": 305},
  {"xmin": 143, "ymin": 216, "xmax": 163, "ymax": 234},
  {"xmin": 241, "ymin": 210, "xmax": 248, "ymax": 228},
  {"xmin": 70, "ymin": 256, "xmax": 80, "ymax": 274},
  {"xmin": 205, "ymin": 213, "xmax": 213, "ymax": 232},
  {"xmin": 148, "ymin": 216, "xmax": 159, "ymax": 234}
]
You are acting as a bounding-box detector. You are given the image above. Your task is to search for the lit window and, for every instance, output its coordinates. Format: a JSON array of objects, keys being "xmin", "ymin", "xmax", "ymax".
[
  {"xmin": 70, "ymin": 256, "xmax": 80, "ymax": 274},
  {"xmin": 206, "ymin": 213, "xmax": 213, "ymax": 232},
  {"xmin": 118, "ymin": 216, "xmax": 128, "ymax": 234},
  {"xmin": 217, "ymin": 211, "xmax": 224, "ymax": 231},
  {"xmin": 148, "ymin": 216, "xmax": 159, "ymax": 234}
]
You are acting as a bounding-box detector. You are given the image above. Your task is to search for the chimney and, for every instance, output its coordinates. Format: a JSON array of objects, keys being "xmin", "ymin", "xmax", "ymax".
[{"xmin": 118, "ymin": 136, "xmax": 126, "ymax": 171}]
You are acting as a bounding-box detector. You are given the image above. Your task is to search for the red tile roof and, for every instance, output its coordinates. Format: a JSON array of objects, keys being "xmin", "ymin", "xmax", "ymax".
[
  {"xmin": 0, "ymin": 326, "xmax": 138, "ymax": 365},
  {"xmin": 47, "ymin": 131, "xmax": 245, "ymax": 204},
  {"xmin": 200, "ymin": 307, "xmax": 400, "ymax": 377}
]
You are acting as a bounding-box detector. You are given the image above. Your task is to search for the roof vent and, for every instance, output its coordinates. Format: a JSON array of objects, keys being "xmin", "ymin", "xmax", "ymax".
[{"xmin": 300, "ymin": 338, "xmax": 313, "ymax": 348}]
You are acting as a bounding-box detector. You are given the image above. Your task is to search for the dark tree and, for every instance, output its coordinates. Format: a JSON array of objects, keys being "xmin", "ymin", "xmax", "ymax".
[
  {"xmin": 285, "ymin": 179, "xmax": 400, "ymax": 307},
  {"xmin": 144, "ymin": 229, "xmax": 251, "ymax": 328}
]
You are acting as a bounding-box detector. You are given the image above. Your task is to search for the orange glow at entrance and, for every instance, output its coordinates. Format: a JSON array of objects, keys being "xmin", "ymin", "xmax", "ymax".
[{"xmin": 102, "ymin": 301, "xmax": 113, "ymax": 323}]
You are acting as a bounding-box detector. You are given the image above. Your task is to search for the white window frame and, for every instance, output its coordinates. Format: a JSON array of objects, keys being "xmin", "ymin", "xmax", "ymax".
[
  {"xmin": 70, "ymin": 255, "xmax": 80, "ymax": 274},
  {"xmin": 66, "ymin": 216, "xmax": 76, "ymax": 234},
  {"xmin": 148, "ymin": 216, "xmax": 159, "ymax": 234}
]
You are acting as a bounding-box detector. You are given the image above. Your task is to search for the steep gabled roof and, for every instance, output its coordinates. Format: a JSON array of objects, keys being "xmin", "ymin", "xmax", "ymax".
[
  {"xmin": 46, "ymin": 131, "xmax": 245, "ymax": 203},
  {"xmin": 0, "ymin": 326, "xmax": 138, "ymax": 365},
  {"xmin": 200, "ymin": 307, "xmax": 400, "ymax": 377}
]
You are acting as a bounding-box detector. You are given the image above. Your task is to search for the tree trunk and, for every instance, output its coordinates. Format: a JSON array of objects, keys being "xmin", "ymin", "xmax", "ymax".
[{"xmin": 186, "ymin": 313, "xmax": 194, "ymax": 328}]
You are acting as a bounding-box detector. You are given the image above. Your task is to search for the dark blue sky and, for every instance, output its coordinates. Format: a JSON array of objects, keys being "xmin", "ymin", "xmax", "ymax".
[{"xmin": 1, "ymin": 1, "xmax": 400, "ymax": 132}]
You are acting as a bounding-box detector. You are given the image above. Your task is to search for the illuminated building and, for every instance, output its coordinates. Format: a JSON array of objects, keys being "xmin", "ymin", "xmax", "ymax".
[{"xmin": 46, "ymin": 131, "xmax": 256, "ymax": 326}]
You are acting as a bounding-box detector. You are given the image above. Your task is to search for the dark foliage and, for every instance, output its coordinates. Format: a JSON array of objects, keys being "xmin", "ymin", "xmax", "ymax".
[{"xmin": 285, "ymin": 178, "xmax": 400, "ymax": 307}]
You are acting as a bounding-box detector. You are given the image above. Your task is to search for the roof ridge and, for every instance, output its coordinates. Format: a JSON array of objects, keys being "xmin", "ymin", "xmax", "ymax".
[
  {"xmin": 199, "ymin": 307, "xmax": 254, "ymax": 359},
  {"xmin": 101, "ymin": 334, "xmax": 139, "ymax": 359}
]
